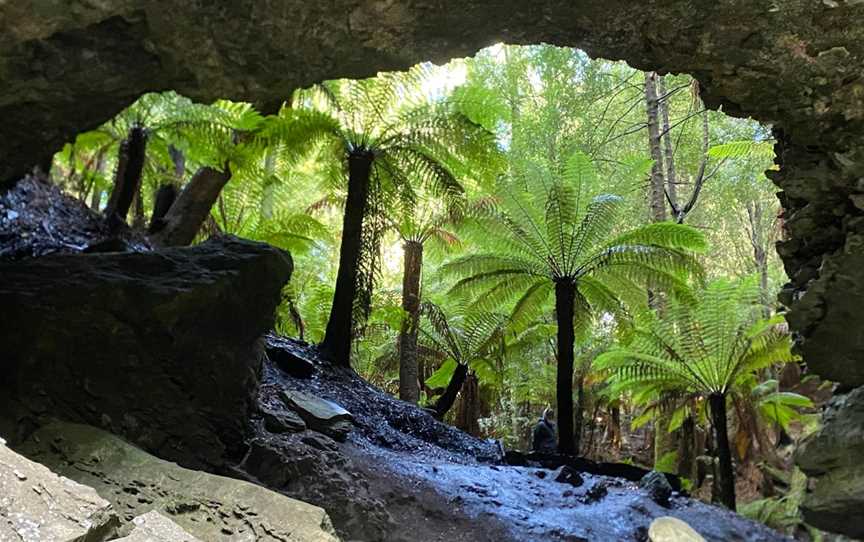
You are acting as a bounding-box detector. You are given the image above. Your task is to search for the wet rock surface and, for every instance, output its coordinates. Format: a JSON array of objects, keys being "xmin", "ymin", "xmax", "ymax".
[
  {"xmin": 0, "ymin": 235, "xmax": 292, "ymax": 470},
  {"xmin": 15, "ymin": 422, "xmax": 339, "ymax": 542},
  {"xmin": 0, "ymin": 435, "xmax": 119, "ymax": 541},
  {"xmin": 241, "ymin": 337, "xmax": 790, "ymax": 542},
  {"xmin": 794, "ymin": 385, "xmax": 864, "ymax": 538}
]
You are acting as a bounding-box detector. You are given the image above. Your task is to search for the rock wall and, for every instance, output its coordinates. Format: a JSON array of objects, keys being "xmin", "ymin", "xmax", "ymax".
[
  {"xmin": 0, "ymin": 236, "xmax": 292, "ymax": 471},
  {"xmin": 15, "ymin": 422, "xmax": 339, "ymax": 542}
]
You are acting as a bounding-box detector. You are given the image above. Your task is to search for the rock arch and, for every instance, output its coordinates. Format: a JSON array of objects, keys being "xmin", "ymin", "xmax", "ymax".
[{"xmin": 2, "ymin": 1, "xmax": 862, "ymax": 535}]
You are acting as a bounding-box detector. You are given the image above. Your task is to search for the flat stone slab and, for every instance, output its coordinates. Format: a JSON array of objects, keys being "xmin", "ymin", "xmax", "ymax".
[
  {"xmin": 281, "ymin": 389, "xmax": 353, "ymax": 426},
  {"xmin": 114, "ymin": 511, "xmax": 201, "ymax": 541},
  {"xmin": 0, "ymin": 435, "xmax": 118, "ymax": 541}
]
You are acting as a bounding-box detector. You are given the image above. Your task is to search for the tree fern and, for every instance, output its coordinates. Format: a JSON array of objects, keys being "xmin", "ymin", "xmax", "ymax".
[
  {"xmin": 595, "ymin": 277, "xmax": 799, "ymax": 509},
  {"xmin": 443, "ymin": 149, "xmax": 705, "ymax": 454}
]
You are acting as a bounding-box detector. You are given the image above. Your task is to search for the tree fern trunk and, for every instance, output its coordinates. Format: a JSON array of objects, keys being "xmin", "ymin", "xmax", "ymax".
[
  {"xmin": 433, "ymin": 362, "xmax": 468, "ymax": 418},
  {"xmin": 105, "ymin": 125, "xmax": 147, "ymax": 224},
  {"xmin": 321, "ymin": 150, "xmax": 373, "ymax": 367},
  {"xmin": 149, "ymin": 165, "xmax": 231, "ymax": 247},
  {"xmin": 709, "ymin": 392, "xmax": 736, "ymax": 510},
  {"xmin": 398, "ymin": 240, "xmax": 423, "ymax": 402},
  {"xmin": 555, "ymin": 279, "xmax": 576, "ymax": 455}
]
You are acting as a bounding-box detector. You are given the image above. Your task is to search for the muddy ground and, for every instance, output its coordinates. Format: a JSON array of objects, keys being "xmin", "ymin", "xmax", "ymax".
[{"xmin": 248, "ymin": 338, "xmax": 789, "ymax": 542}]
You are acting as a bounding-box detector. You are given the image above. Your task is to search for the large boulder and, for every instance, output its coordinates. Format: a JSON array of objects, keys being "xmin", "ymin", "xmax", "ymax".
[
  {"xmin": 0, "ymin": 236, "xmax": 292, "ymax": 470},
  {"xmin": 795, "ymin": 385, "xmax": 864, "ymax": 538},
  {"xmin": 0, "ymin": 435, "xmax": 119, "ymax": 541},
  {"xmin": 16, "ymin": 422, "xmax": 340, "ymax": 542}
]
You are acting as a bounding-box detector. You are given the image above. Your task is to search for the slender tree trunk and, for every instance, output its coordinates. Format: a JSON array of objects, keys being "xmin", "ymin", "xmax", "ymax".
[
  {"xmin": 709, "ymin": 393, "xmax": 736, "ymax": 510},
  {"xmin": 574, "ymin": 377, "xmax": 585, "ymax": 455},
  {"xmin": 433, "ymin": 362, "xmax": 469, "ymax": 418},
  {"xmin": 608, "ymin": 405, "xmax": 621, "ymax": 450},
  {"xmin": 105, "ymin": 125, "xmax": 147, "ymax": 224},
  {"xmin": 321, "ymin": 150, "xmax": 374, "ymax": 367},
  {"xmin": 747, "ymin": 201, "xmax": 770, "ymax": 316},
  {"xmin": 398, "ymin": 240, "xmax": 423, "ymax": 402},
  {"xmin": 678, "ymin": 413, "xmax": 697, "ymax": 481},
  {"xmin": 555, "ymin": 279, "xmax": 577, "ymax": 455},
  {"xmin": 644, "ymin": 72, "xmax": 667, "ymax": 223},
  {"xmin": 149, "ymin": 165, "xmax": 231, "ymax": 246},
  {"xmin": 455, "ymin": 371, "xmax": 481, "ymax": 436},
  {"xmin": 657, "ymin": 76, "xmax": 678, "ymax": 215}
]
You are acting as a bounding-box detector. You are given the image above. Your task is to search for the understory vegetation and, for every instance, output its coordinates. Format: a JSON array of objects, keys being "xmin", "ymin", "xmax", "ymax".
[{"xmin": 51, "ymin": 44, "xmax": 827, "ymax": 537}]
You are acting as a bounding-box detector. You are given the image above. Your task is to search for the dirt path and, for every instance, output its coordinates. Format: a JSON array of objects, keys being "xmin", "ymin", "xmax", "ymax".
[{"xmin": 246, "ymin": 338, "xmax": 790, "ymax": 542}]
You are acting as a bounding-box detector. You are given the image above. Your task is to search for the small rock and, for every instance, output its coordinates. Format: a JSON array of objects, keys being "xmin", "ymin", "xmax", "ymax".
[
  {"xmin": 261, "ymin": 407, "xmax": 306, "ymax": 434},
  {"xmin": 581, "ymin": 481, "xmax": 608, "ymax": 503},
  {"xmin": 648, "ymin": 516, "xmax": 705, "ymax": 542},
  {"xmin": 640, "ymin": 471, "xmax": 673, "ymax": 507},
  {"xmin": 553, "ymin": 465, "xmax": 584, "ymax": 487}
]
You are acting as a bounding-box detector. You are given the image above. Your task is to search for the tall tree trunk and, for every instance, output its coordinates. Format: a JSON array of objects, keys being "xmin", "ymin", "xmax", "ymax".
[
  {"xmin": 709, "ymin": 393, "xmax": 736, "ymax": 510},
  {"xmin": 398, "ymin": 240, "xmax": 423, "ymax": 403},
  {"xmin": 555, "ymin": 279, "xmax": 577, "ymax": 455},
  {"xmin": 747, "ymin": 200, "xmax": 770, "ymax": 316},
  {"xmin": 105, "ymin": 125, "xmax": 147, "ymax": 224},
  {"xmin": 657, "ymin": 76, "xmax": 678, "ymax": 214},
  {"xmin": 433, "ymin": 362, "xmax": 469, "ymax": 418},
  {"xmin": 644, "ymin": 72, "xmax": 667, "ymax": 223},
  {"xmin": 574, "ymin": 377, "xmax": 585, "ymax": 455},
  {"xmin": 321, "ymin": 150, "xmax": 373, "ymax": 367},
  {"xmin": 149, "ymin": 165, "xmax": 231, "ymax": 247}
]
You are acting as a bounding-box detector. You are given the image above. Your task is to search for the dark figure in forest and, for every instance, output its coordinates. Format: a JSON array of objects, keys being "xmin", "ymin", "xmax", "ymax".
[{"xmin": 532, "ymin": 408, "xmax": 557, "ymax": 453}]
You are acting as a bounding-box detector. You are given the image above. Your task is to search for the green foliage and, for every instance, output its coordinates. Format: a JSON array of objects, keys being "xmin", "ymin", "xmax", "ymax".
[
  {"xmin": 596, "ymin": 277, "xmax": 798, "ymax": 399},
  {"xmin": 739, "ymin": 468, "xmax": 822, "ymax": 539},
  {"xmin": 655, "ymin": 451, "xmax": 679, "ymax": 474},
  {"xmin": 444, "ymin": 148, "xmax": 705, "ymax": 332}
]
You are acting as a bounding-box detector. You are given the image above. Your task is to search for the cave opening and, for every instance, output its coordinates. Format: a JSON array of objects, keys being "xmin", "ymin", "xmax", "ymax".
[{"xmin": 2, "ymin": 3, "xmax": 863, "ymax": 540}]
